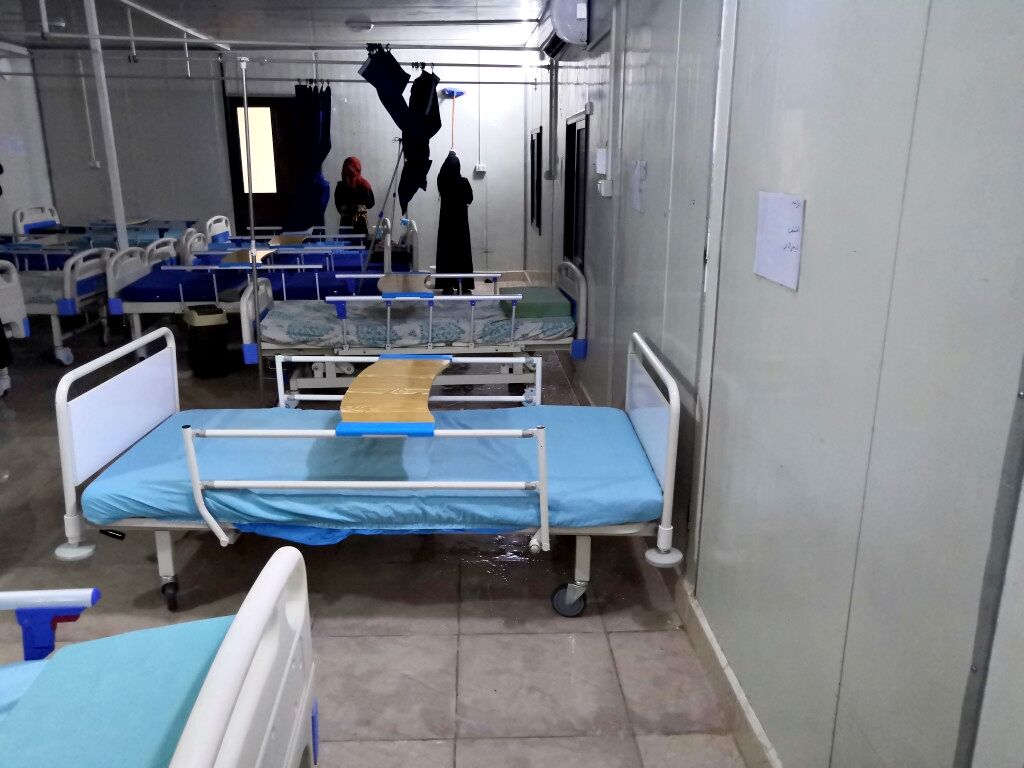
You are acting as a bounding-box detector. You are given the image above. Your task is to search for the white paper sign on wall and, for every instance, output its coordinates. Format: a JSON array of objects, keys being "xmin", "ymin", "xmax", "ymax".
[{"xmin": 754, "ymin": 191, "xmax": 805, "ymax": 291}]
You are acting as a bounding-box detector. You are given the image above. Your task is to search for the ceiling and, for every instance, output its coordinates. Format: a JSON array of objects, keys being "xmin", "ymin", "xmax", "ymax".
[{"xmin": 3, "ymin": 0, "xmax": 547, "ymax": 48}]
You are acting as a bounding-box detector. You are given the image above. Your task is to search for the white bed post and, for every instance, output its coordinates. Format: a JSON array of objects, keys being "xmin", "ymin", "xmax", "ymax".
[
  {"xmin": 83, "ymin": 0, "xmax": 129, "ymax": 251},
  {"xmin": 565, "ymin": 535, "xmax": 591, "ymax": 604},
  {"xmin": 630, "ymin": 333, "xmax": 685, "ymax": 569}
]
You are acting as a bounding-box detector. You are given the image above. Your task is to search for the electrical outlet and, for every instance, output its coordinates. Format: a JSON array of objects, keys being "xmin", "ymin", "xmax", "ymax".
[{"xmin": 474, "ymin": 163, "xmax": 487, "ymax": 174}]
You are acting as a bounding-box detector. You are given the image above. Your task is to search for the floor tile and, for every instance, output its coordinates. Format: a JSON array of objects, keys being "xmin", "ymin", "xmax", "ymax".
[
  {"xmin": 314, "ymin": 635, "xmax": 457, "ymax": 740},
  {"xmin": 459, "ymin": 559, "xmax": 604, "ymax": 634},
  {"xmin": 457, "ymin": 633, "xmax": 629, "ymax": 738},
  {"xmin": 595, "ymin": 541, "xmax": 682, "ymax": 632},
  {"xmin": 609, "ymin": 631, "xmax": 729, "ymax": 735},
  {"xmin": 310, "ymin": 561, "xmax": 459, "ymax": 636},
  {"xmin": 456, "ymin": 736, "xmax": 642, "ymax": 767},
  {"xmin": 318, "ymin": 739, "xmax": 453, "ymax": 768},
  {"xmin": 636, "ymin": 734, "xmax": 746, "ymax": 768}
]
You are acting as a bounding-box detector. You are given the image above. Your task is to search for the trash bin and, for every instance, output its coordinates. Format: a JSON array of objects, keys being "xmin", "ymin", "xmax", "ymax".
[{"xmin": 183, "ymin": 305, "xmax": 229, "ymax": 378}]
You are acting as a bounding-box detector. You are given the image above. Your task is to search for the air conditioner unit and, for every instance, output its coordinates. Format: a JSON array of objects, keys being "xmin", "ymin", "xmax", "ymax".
[{"xmin": 539, "ymin": 0, "xmax": 588, "ymax": 58}]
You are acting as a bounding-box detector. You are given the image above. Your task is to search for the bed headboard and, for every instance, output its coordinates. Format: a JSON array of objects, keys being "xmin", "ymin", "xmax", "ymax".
[
  {"xmin": 13, "ymin": 205, "xmax": 60, "ymax": 236},
  {"xmin": 624, "ymin": 333, "xmax": 680, "ymax": 494},
  {"xmin": 171, "ymin": 546, "xmax": 315, "ymax": 768},
  {"xmin": 556, "ymin": 260, "xmax": 588, "ymax": 358},
  {"xmin": 56, "ymin": 328, "xmax": 179, "ymax": 486}
]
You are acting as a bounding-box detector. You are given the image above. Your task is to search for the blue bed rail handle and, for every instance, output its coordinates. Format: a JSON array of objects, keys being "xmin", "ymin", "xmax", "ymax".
[
  {"xmin": 108, "ymin": 297, "xmax": 124, "ymax": 316},
  {"xmin": 22, "ymin": 219, "xmax": 59, "ymax": 233},
  {"xmin": 22, "ymin": 318, "xmax": 30, "ymax": 338},
  {"xmin": 335, "ymin": 421, "xmax": 435, "ymax": 437},
  {"xmin": 381, "ymin": 291, "xmax": 434, "ymax": 299},
  {"xmin": 333, "ymin": 301, "xmax": 347, "ymax": 320},
  {"xmin": 571, "ymin": 339, "xmax": 588, "ymax": 360},
  {"xmin": 242, "ymin": 343, "xmax": 259, "ymax": 365},
  {"xmin": 14, "ymin": 588, "xmax": 101, "ymax": 661},
  {"xmin": 378, "ymin": 353, "xmax": 453, "ymax": 361},
  {"xmin": 56, "ymin": 298, "xmax": 77, "ymax": 317}
]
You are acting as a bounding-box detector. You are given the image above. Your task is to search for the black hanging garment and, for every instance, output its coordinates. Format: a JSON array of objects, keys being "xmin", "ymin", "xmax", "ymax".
[
  {"xmin": 285, "ymin": 82, "xmax": 332, "ymax": 231},
  {"xmin": 359, "ymin": 49, "xmax": 441, "ymax": 213},
  {"xmin": 398, "ymin": 71, "xmax": 442, "ymax": 213},
  {"xmin": 435, "ymin": 151, "xmax": 474, "ymax": 294}
]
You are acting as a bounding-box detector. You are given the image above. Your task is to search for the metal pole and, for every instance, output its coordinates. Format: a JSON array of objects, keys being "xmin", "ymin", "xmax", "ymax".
[
  {"xmin": 239, "ymin": 56, "xmax": 264, "ymax": 402},
  {"xmin": 83, "ymin": 0, "xmax": 128, "ymax": 250}
]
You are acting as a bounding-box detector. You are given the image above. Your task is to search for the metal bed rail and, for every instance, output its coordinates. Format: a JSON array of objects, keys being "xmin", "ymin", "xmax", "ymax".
[
  {"xmin": 273, "ymin": 353, "xmax": 542, "ymax": 408},
  {"xmin": 181, "ymin": 423, "xmax": 552, "ymax": 552}
]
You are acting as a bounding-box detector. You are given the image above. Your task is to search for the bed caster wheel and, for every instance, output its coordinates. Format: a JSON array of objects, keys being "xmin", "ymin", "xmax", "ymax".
[
  {"xmin": 161, "ymin": 581, "xmax": 180, "ymax": 612},
  {"xmin": 522, "ymin": 386, "xmax": 537, "ymax": 405},
  {"xmin": 284, "ymin": 395, "xmax": 299, "ymax": 409},
  {"xmin": 54, "ymin": 347, "xmax": 74, "ymax": 366},
  {"xmin": 551, "ymin": 584, "xmax": 587, "ymax": 618}
]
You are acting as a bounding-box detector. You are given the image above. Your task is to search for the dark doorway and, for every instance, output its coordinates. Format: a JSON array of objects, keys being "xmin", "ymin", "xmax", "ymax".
[
  {"xmin": 530, "ymin": 127, "xmax": 543, "ymax": 234},
  {"xmin": 224, "ymin": 96, "xmax": 304, "ymax": 232},
  {"xmin": 563, "ymin": 114, "xmax": 588, "ymax": 269}
]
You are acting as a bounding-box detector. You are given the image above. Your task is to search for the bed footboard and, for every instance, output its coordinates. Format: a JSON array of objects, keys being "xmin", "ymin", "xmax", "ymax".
[
  {"xmin": 171, "ymin": 546, "xmax": 315, "ymax": 768},
  {"xmin": 0, "ymin": 261, "xmax": 29, "ymax": 339},
  {"xmin": 54, "ymin": 327, "xmax": 180, "ymax": 560},
  {"xmin": 626, "ymin": 333, "xmax": 683, "ymax": 568}
]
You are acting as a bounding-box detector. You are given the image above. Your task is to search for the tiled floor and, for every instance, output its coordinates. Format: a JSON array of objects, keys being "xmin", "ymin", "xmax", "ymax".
[{"xmin": 0, "ymin": 319, "xmax": 746, "ymax": 767}]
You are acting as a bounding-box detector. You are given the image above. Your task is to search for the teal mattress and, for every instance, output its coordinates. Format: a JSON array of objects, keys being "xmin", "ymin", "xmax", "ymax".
[
  {"xmin": 81, "ymin": 406, "xmax": 663, "ymax": 542},
  {"xmin": 0, "ymin": 617, "xmax": 231, "ymax": 767}
]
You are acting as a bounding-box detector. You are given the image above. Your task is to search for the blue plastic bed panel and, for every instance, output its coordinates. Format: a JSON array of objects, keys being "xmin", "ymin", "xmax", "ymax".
[
  {"xmin": 0, "ymin": 616, "xmax": 232, "ymax": 767},
  {"xmin": 379, "ymin": 353, "xmax": 453, "ymax": 361},
  {"xmin": 22, "ymin": 319, "xmax": 30, "ymax": 337},
  {"xmin": 21, "ymin": 219, "xmax": 58, "ymax": 233},
  {"xmin": 119, "ymin": 268, "xmax": 248, "ymax": 303},
  {"xmin": 383, "ymin": 291, "xmax": 434, "ymax": 299},
  {"xmin": 571, "ymin": 339, "xmax": 588, "ymax": 359},
  {"xmin": 335, "ymin": 421, "xmax": 436, "ymax": 437},
  {"xmin": 334, "ymin": 301, "xmax": 347, "ymax": 319},
  {"xmin": 57, "ymin": 298, "xmax": 77, "ymax": 316},
  {"xmin": 81, "ymin": 406, "xmax": 663, "ymax": 541},
  {"xmin": 109, "ymin": 297, "xmax": 124, "ymax": 315},
  {"xmin": 243, "ymin": 343, "xmax": 259, "ymax": 365}
]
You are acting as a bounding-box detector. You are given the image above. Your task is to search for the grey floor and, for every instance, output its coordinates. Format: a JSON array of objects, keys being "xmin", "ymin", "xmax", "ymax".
[{"xmin": 0, "ymin": 319, "xmax": 745, "ymax": 768}]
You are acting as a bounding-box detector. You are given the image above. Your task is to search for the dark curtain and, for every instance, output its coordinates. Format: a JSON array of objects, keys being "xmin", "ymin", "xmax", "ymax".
[
  {"xmin": 359, "ymin": 49, "xmax": 441, "ymax": 213},
  {"xmin": 435, "ymin": 151, "xmax": 474, "ymax": 293},
  {"xmin": 286, "ymin": 82, "xmax": 332, "ymax": 231}
]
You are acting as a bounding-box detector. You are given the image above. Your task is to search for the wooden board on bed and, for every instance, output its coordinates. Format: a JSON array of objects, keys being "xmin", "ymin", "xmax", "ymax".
[{"xmin": 340, "ymin": 358, "xmax": 448, "ymax": 424}]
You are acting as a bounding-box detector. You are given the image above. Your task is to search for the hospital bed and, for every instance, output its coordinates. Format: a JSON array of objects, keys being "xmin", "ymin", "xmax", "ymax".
[
  {"xmin": 0, "ymin": 260, "xmax": 29, "ymax": 341},
  {"xmin": 53, "ymin": 327, "xmax": 681, "ymax": 616},
  {"xmin": 12, "ymin": 204, "xmax": 62, "ymax": 238},
  {"xmin": 240, "ymin": 260, "xmax": 588, "ymax": 393},
  {"xmin": 14, "ymin": 246, "xmax": 113, "ymax": 365},
  {"xmin": 0, "ymin": 546, "xmax": 317, "ymax": 767}
]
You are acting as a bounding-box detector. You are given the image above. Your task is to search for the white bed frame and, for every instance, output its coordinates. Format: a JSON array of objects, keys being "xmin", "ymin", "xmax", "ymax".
[
  {"xmin": 22, "ymin": 246, "xmax": 113, "ymax": 366},
  {"xmin": 0, "ymin": 546, "xmax": 315, "ymax": 768},
  {"xmin": 54, "ymin": 327, "xmax": 681, "ymax": 616},
  {"xmin": 0, "ymin": 261, "xmax": 29, "ymax": 341},
  {"xmin": 240, "ymin": 260, "xmax": 589, "ymax": 393},
  {"xmin": 12, "ymin": 205, "xmax": 60, "ymax": 238}
]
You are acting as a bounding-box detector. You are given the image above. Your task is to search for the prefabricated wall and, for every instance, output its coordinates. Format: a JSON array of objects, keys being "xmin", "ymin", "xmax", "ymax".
[
  {"xmin": 696, "ymin": 1, "xmax": 1024, "ymax": 766},
  {"xmin": 0, "ymin": 46, "xmax": 53, "ymax": 229}
]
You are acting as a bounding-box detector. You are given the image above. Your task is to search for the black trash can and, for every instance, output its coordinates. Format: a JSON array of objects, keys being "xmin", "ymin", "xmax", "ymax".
[{"xmin": 183, "ymin": 305, "xmax": 229, "ymax": 378}]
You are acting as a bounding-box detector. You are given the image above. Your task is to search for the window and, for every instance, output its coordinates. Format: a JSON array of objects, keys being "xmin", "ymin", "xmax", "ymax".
[
  {"xmin": 235, "ymin": 106, "xmax": 278, "ymax": 194},
  {"xmin": 563, "ymin": 115, "xmax": 588, "ymax": 269},
  {"xmin": 530, "ymin": 127, "xmax": 543, "ymax": 234}
]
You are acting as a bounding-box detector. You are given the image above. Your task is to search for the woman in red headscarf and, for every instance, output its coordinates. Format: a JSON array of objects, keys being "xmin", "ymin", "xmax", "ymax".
[{"xmin": 334, "ymin": 156, "xmax": 375, "ymax": 235}]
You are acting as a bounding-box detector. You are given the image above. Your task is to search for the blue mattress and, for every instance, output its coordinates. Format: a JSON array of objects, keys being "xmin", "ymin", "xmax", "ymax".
[
  {"xmin": 0, "ymin": 617, "xmax": 231, "ymax": 767},
  {"xmin": 120, "ymin": 267, "xmax": 248, "ymax": 303},
  {"xmin": 82, "ymin": 406, "xmax": 663, "ymax": 544}
]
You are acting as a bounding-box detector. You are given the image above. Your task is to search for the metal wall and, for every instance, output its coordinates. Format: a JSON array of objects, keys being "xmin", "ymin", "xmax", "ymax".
[
  {"xmin": 697, "ymin": 1, "xmax": 1024, "ymax": 766},
  {"xmin": 830, "ymin": 3, "xmax": 1024, "ymax": 765},
  {"xmin": 525, "ymin": 0, "xmax": 721, "ymax": 413},
  {"xmin": 0, "ymin": 49, "xmax": 54, "ymax": 228},
  {"xmin": 33, "ymin": 55, "xmax": 233, "ymax": 225}
]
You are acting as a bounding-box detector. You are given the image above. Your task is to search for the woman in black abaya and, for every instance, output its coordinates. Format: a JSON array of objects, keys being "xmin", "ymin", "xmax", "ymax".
[{"xmin": 434, "ymin": 151, "xmax": 474, "ymax": 294}]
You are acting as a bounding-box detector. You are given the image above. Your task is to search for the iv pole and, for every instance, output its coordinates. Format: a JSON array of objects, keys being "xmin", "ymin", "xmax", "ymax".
[{"xmin": 239, "ymin": 56, "xmax": 264, "ymax": 402}]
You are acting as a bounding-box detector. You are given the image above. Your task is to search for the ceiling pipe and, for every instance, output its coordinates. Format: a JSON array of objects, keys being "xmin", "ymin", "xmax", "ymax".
[
  {"xmin": 9, "ymin": 70, "xmax": 537, "ymax": 86},
  {"xmin": 6, "ymin": 30, "xmax": 539, "ymax": 52},
  {"xmin": 27, "ymin": 49, "xmax": 544, "ymax": 69},
  {"xmin": 112, "ymin": 0, "xmax": 229, "ymax": 51},
  {"xmin": 363, "ymin": 18, "xmax": 541, "ymax": 26},
  {"xmin": 37, "ymin": 0, "xmax": 49, "ymax": 37}
]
